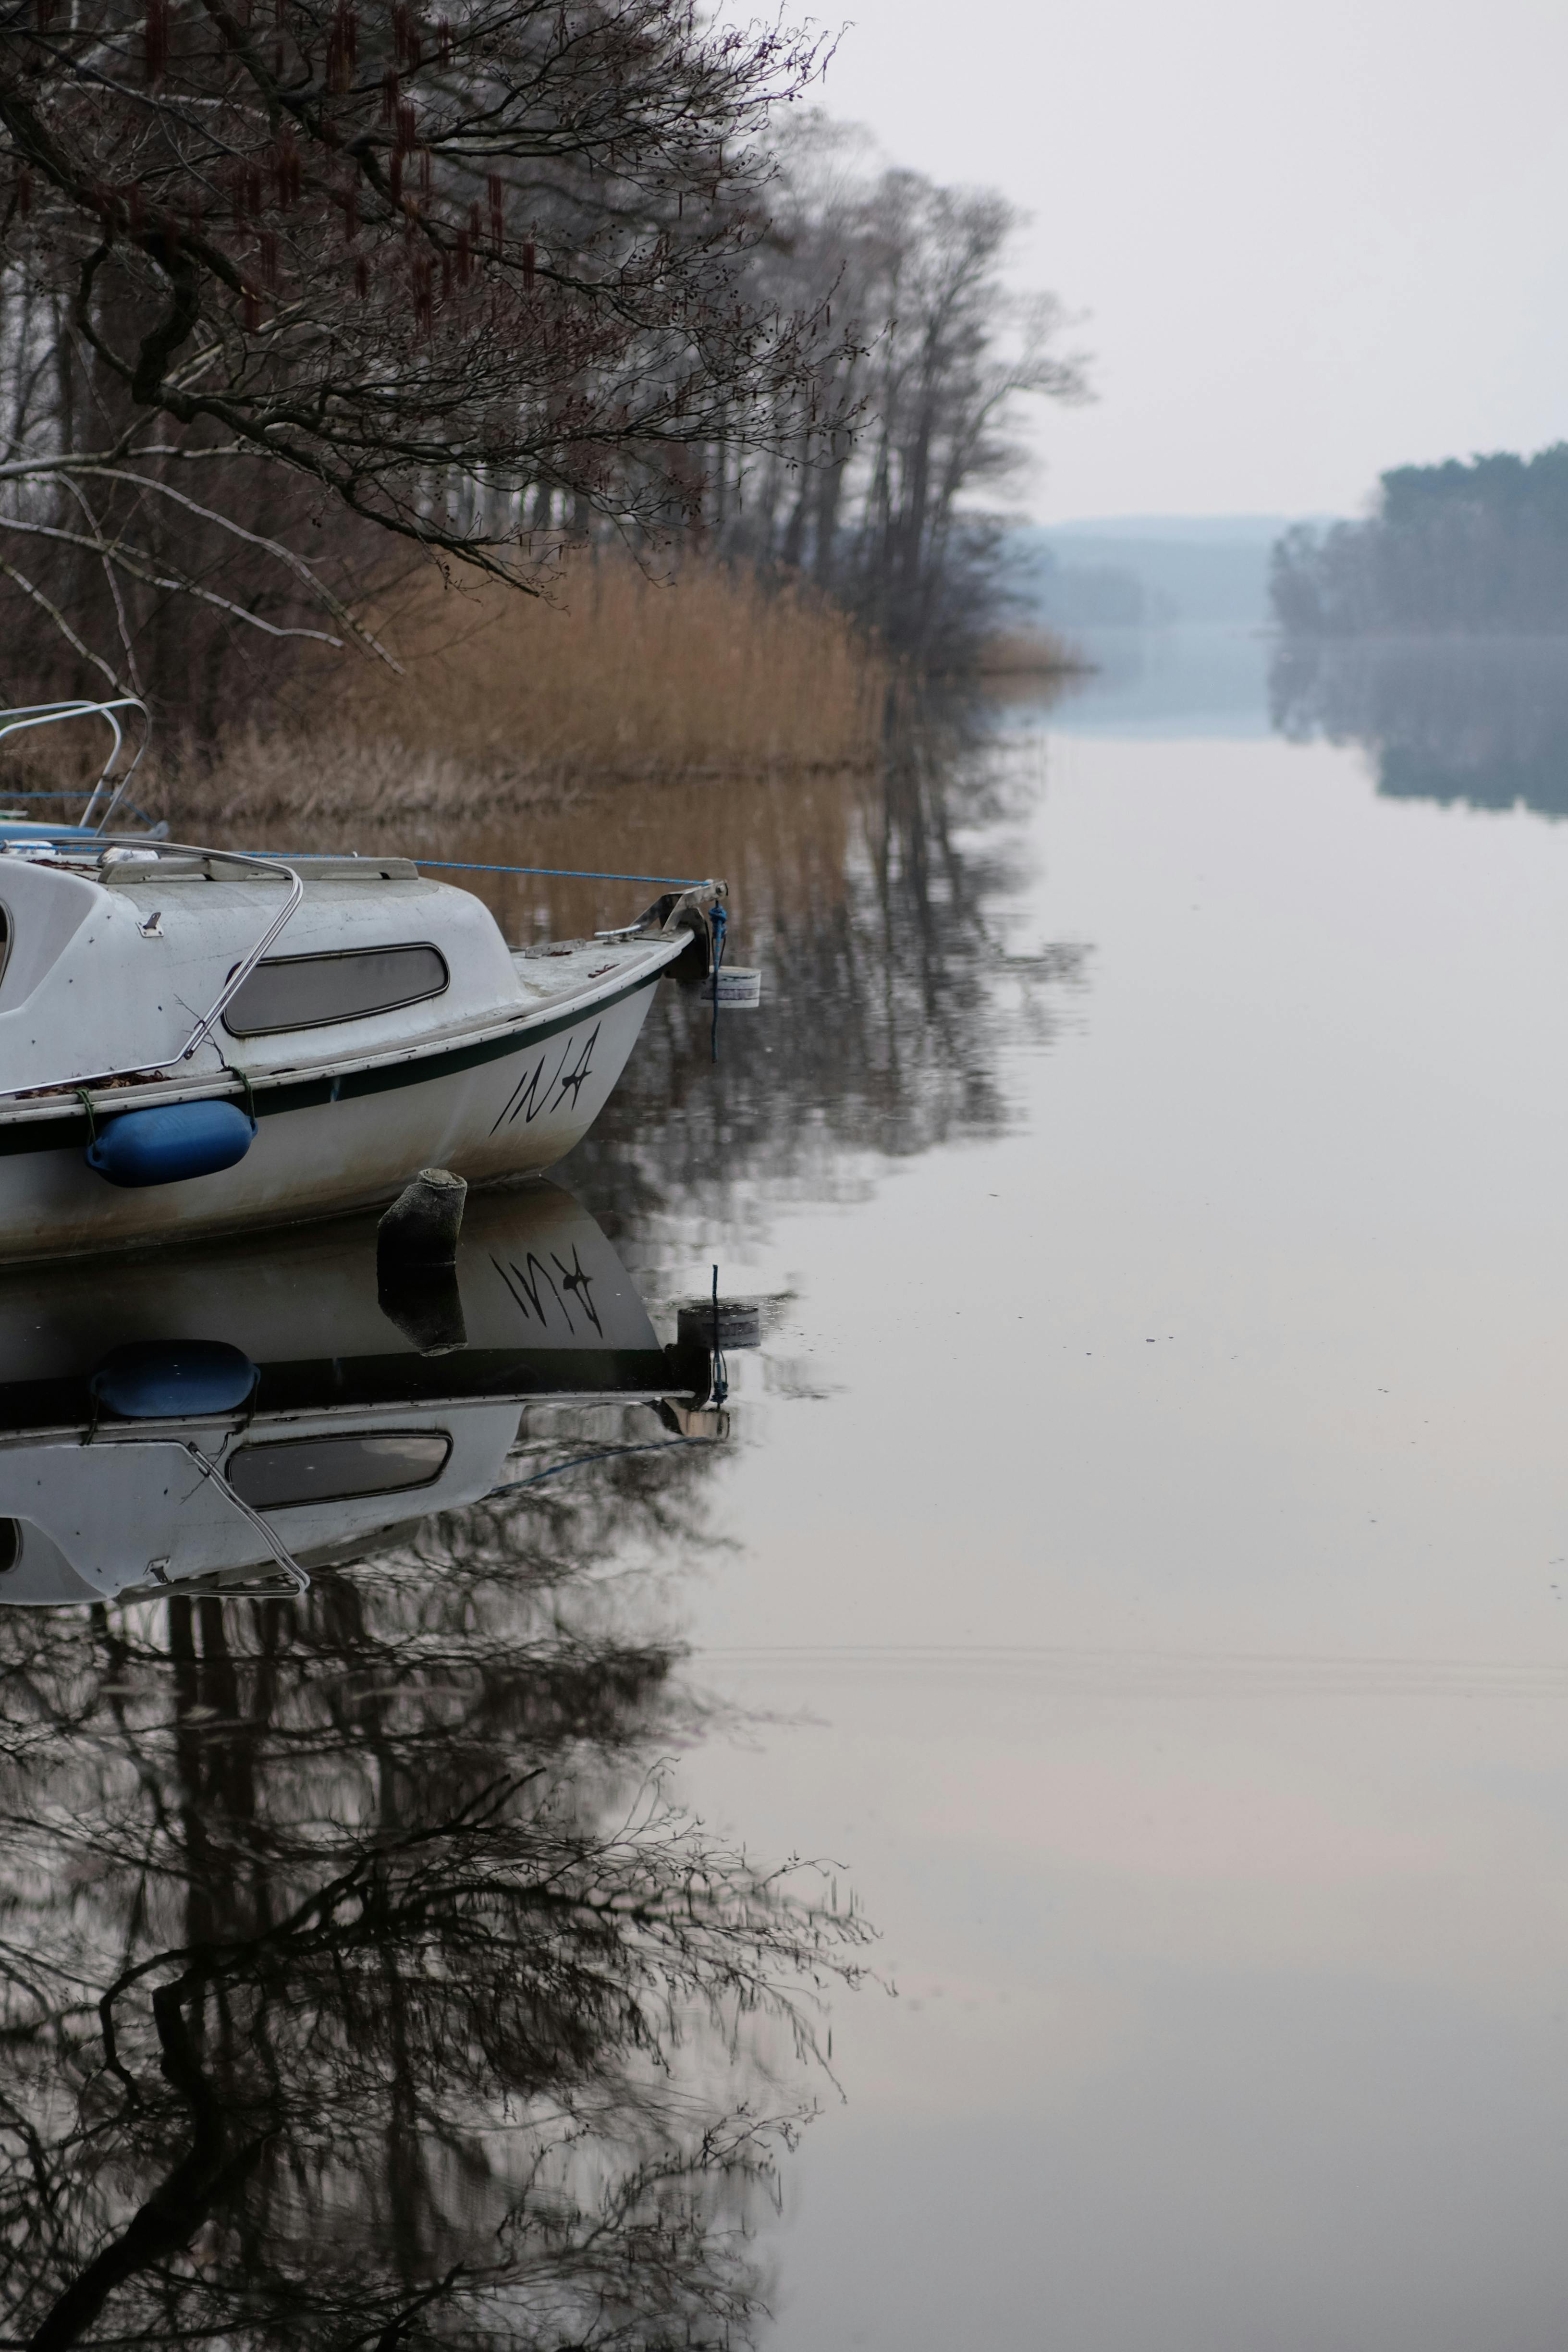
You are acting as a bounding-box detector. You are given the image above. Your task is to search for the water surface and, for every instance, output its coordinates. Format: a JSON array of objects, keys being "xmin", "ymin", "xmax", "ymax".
[
  {"xmin": 8, "ymin": 638, "xmax": 1568, "ymax": 2346},
  {"xmin": 674, "ymin": 655, "xmax": 1568, "ymax": 2350}
]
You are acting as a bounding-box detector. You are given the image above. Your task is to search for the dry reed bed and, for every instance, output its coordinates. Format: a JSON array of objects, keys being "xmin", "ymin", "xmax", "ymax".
[
  {"xmin": 156, "ymin": 556, "xmax": 889, "ymax": 830},
  {"xmin": 202, "ymin": 753, "xmax": 869, "ymax": 954}
]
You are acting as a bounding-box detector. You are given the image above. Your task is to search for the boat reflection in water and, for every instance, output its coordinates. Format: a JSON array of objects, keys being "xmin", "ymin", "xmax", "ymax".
[
  {"xmin": 0, "ymin": 1181, "xmax": 713, "ymax": 1605},
  {"xmin": 0, "ymin": 1185, "xmax": 865, "ymax": 2347}
]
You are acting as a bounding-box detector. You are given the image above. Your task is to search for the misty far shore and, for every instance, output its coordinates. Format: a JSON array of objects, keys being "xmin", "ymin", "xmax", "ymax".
[
  {"xmin": 1273, "ymin": 445, "xmax": 1568, "ymax": 637},
  {"xmin": 1017, "ymin": 453, "xmax": 1568, "ymax": 646}
]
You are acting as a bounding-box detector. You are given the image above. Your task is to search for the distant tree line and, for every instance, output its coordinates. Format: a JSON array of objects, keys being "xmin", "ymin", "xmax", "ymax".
[
  {"xmin": 1272, "ymin": 445, "xmax": 1568, "ymax": 637},
  {"xmin": 0, "ymin": 4, "xmax": 1082, "ymax": 725}
]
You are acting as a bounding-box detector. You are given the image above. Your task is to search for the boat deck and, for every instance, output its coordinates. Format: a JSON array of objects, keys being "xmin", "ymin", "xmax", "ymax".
[{"xmin": 511, "ymin": 935, "xmax": 686, "ymax": 1015}]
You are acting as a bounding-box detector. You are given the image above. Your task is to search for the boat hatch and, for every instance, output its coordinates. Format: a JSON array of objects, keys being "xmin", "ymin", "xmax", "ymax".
[
  {"xmin": 223, "ymin": 942, "xmax": 451, "ymax": 1036},
  {"xmin": 226, "ymin": 1430, "xmax": 453, "ymax": 1509}
]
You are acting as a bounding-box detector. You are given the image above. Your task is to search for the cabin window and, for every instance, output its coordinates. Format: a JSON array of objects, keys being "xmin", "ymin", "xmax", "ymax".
[
  {"xmin": 226, "ymin": 1431, "xmax": 453, "ymax": 1511},
  {"xmin": 222, "ymin": 942, "xmax": 448, "ymax": 1036},
  {"xmin": 0, "ymin": 1520, "xmax": 18, "ymax": 1575}
]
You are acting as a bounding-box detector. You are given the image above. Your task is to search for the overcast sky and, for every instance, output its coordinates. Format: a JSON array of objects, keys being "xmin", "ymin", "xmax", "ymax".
[{"xmin": 810, "ymin": 0, "xmax": 1568, "ymax": 523}]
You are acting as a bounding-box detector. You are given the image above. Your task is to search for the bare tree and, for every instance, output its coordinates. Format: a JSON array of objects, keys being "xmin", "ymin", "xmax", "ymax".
[
  {"xmin": 0, "ymin": 0, "xmax": 839, "ymax": 710},
  {"xmin": 710, "ymin": 122, "xmax": 1090, "ymax": 656}
]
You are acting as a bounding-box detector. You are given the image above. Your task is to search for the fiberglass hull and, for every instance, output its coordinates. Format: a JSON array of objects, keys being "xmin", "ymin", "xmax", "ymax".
[
  {"xmin": 0, "ymin": 1179, "xmax": 708, "ymax": 1604},
  {"xmin": 0, "ymin": 963, "xmax": 664, "ymax": 1262}
]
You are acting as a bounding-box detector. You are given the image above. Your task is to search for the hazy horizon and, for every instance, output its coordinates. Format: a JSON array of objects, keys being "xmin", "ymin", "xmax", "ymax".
[
  {"xmin": 1023, "ymin": 514, "xmax": 1344, "ymax": 540},
  {"xmin": 812, "ymin": 0, "xmax": 1568, "ymax": 526}
]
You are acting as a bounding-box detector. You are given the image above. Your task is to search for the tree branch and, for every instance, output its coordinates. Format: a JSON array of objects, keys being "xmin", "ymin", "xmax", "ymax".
[{"xmin": 0, "ymin": 558, "xmax": 129, "ymax": 697}]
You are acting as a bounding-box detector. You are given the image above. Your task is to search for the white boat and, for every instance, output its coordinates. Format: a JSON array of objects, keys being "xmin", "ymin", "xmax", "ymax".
[
  {"xmin": 0, "ymin": 1181, "xmax": 714, "ymax": 1605},
  {"xmin": 0, "ymin": 700, "xmax": 723, "ymax": 1262}
]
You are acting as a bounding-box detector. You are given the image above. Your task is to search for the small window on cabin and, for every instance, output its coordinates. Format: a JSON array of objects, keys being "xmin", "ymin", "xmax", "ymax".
[
  {"xmin": 226, "ymin": 1431, "xmax": 453, "ymax": 1512},
  {"xmin": 0, "ymin": 1520, "xmax": 18, "ymax": 1575},
  {"xmin": 221, "ymin": 943, "xmax": 448, "ymax": 1037}
]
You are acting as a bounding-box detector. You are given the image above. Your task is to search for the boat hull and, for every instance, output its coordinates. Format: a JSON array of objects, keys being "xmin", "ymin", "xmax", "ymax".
[
  {"xmin": 0, "ymin": 1180, "xmax": 702, "ymax": 1603},
  {"xmin": 0, "ymin": 971, "xmax": 661, "ymax": 1262}
]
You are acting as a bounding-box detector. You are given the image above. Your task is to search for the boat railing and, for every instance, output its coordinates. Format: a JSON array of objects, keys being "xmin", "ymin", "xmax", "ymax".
[
  {"xmin": 0, "ymin": 698, "xmax": 151, "ymax": 832},
  {"xmin": 89, "ymin": 1434, "xmax": 311, "ymax": 1599},
  {"xmin": 0, "ymin": 838, "xmax": 304, "ymax": 1104}
]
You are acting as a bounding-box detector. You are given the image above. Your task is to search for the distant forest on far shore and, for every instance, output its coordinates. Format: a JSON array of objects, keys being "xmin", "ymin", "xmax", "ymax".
[{"xmin": 1272, "ymin": 445, "xmax": 1568, "ymax": 635}]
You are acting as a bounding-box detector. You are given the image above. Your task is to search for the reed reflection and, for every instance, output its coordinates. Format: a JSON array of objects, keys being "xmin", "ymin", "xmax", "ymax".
[
  {"xmin": 565, "ymin": 716, "xmax": 1089, "ymax": 1222},
  {"xmin": 0, "ymin": 1200, "xmax": 869, "ymax": 2349},
  {"xmin": 224, "ymin": 711, "xmax": 1088, "ymax": 1230},
  {"xmin": 1271, "ymin": 636, "xmax": 1568, "ymax": 819},
  {"xmin": 3, "ymin": 710, "xmax": 1079, "ymax": 2343}
]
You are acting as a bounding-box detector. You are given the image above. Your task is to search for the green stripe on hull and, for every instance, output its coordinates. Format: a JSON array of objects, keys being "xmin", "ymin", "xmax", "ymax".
[
  {"xmin": 0, "ymin": 967, "xmax": 662, "ymax": 1160},
  {"xmin": 0, "ymin": 1343, "xmax": 700, "ymax": 1434}
]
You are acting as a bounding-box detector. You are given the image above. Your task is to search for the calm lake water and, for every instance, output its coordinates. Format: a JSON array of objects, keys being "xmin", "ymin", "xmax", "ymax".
[{"xmin": 8, "ymin": 631, "xmax": 1568, "ymax": 2345}]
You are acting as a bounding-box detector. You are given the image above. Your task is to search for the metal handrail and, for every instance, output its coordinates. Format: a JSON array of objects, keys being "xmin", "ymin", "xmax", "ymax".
[
  {"xmin": 182, "ymin": 1441, "xmax": 310, "ymax": 1595},
  {"xmin": 0, "ymin": 699, "xmax": 151, "ymax": 829},
  {"xmin": 92, "ymin": 1434, "xmax": 311, "ymax": 1599},
  {"xmin": 0, "ymin": 838, "xmax": 303, "ymax": 1103}
]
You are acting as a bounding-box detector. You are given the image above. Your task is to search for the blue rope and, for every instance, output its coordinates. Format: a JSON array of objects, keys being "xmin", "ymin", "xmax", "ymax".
[
  {"xmin": 0, "ymin": 829, "xmax": 704, "ymax": 886},
  {"xmin": 411, "ymin": 859, "xmax": 707, "ymax": 886},
  {"xmin": 215, "ymin": 853, "xmax": 711, "ymax": 887},
  {"xmin": 709, "ymin": 903, "xmax": 728, "ymax": 1063},
  {"xmin": 0, "ymin": 830, "xmax": 707, "ymax": 884}
]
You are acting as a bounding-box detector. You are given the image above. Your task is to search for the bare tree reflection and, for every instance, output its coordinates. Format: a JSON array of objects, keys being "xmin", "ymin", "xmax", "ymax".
[
  {"xmin": 0, "ymin": 1458, "xmax": 869, "ymax": 2349},
  {"xmin": 247, "ymin": 705, "xmax": 1087, "ymax": 1247},
  {"xmin": 568, "ymin": 710, "xmax": 1088, "ymax": 1225}
]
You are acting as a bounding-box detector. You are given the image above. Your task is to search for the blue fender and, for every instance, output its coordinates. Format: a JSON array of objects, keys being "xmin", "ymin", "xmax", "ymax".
[
  {"xmin": 86, "ymin": 1099, "xmax": 255, "ymax": 1188},
  {"xmin": 91, "ymin": 1339, "xmax": 259, "ymax": 1419}
]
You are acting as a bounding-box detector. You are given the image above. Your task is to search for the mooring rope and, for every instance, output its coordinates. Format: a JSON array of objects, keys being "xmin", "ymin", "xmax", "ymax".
[
  {"xmin": 255, "ymin": 852, "xmax": 711, "ymax": 886},
  {"xmin": 708, "ymin": 902, "xmax": 728, "ymax": 1063},
  {"xmin": 410, "ymin": 859, "xmax": 708, "ymax": 886},
  {"xmin": 0, "ymin": 824, "xmax": 704, "ymax": 890}
]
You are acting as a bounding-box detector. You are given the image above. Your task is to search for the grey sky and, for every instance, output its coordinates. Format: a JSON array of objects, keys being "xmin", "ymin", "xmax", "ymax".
[{"xmin": 813, "ymin": 0, "xmax": 1568, "ymax": 521}]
